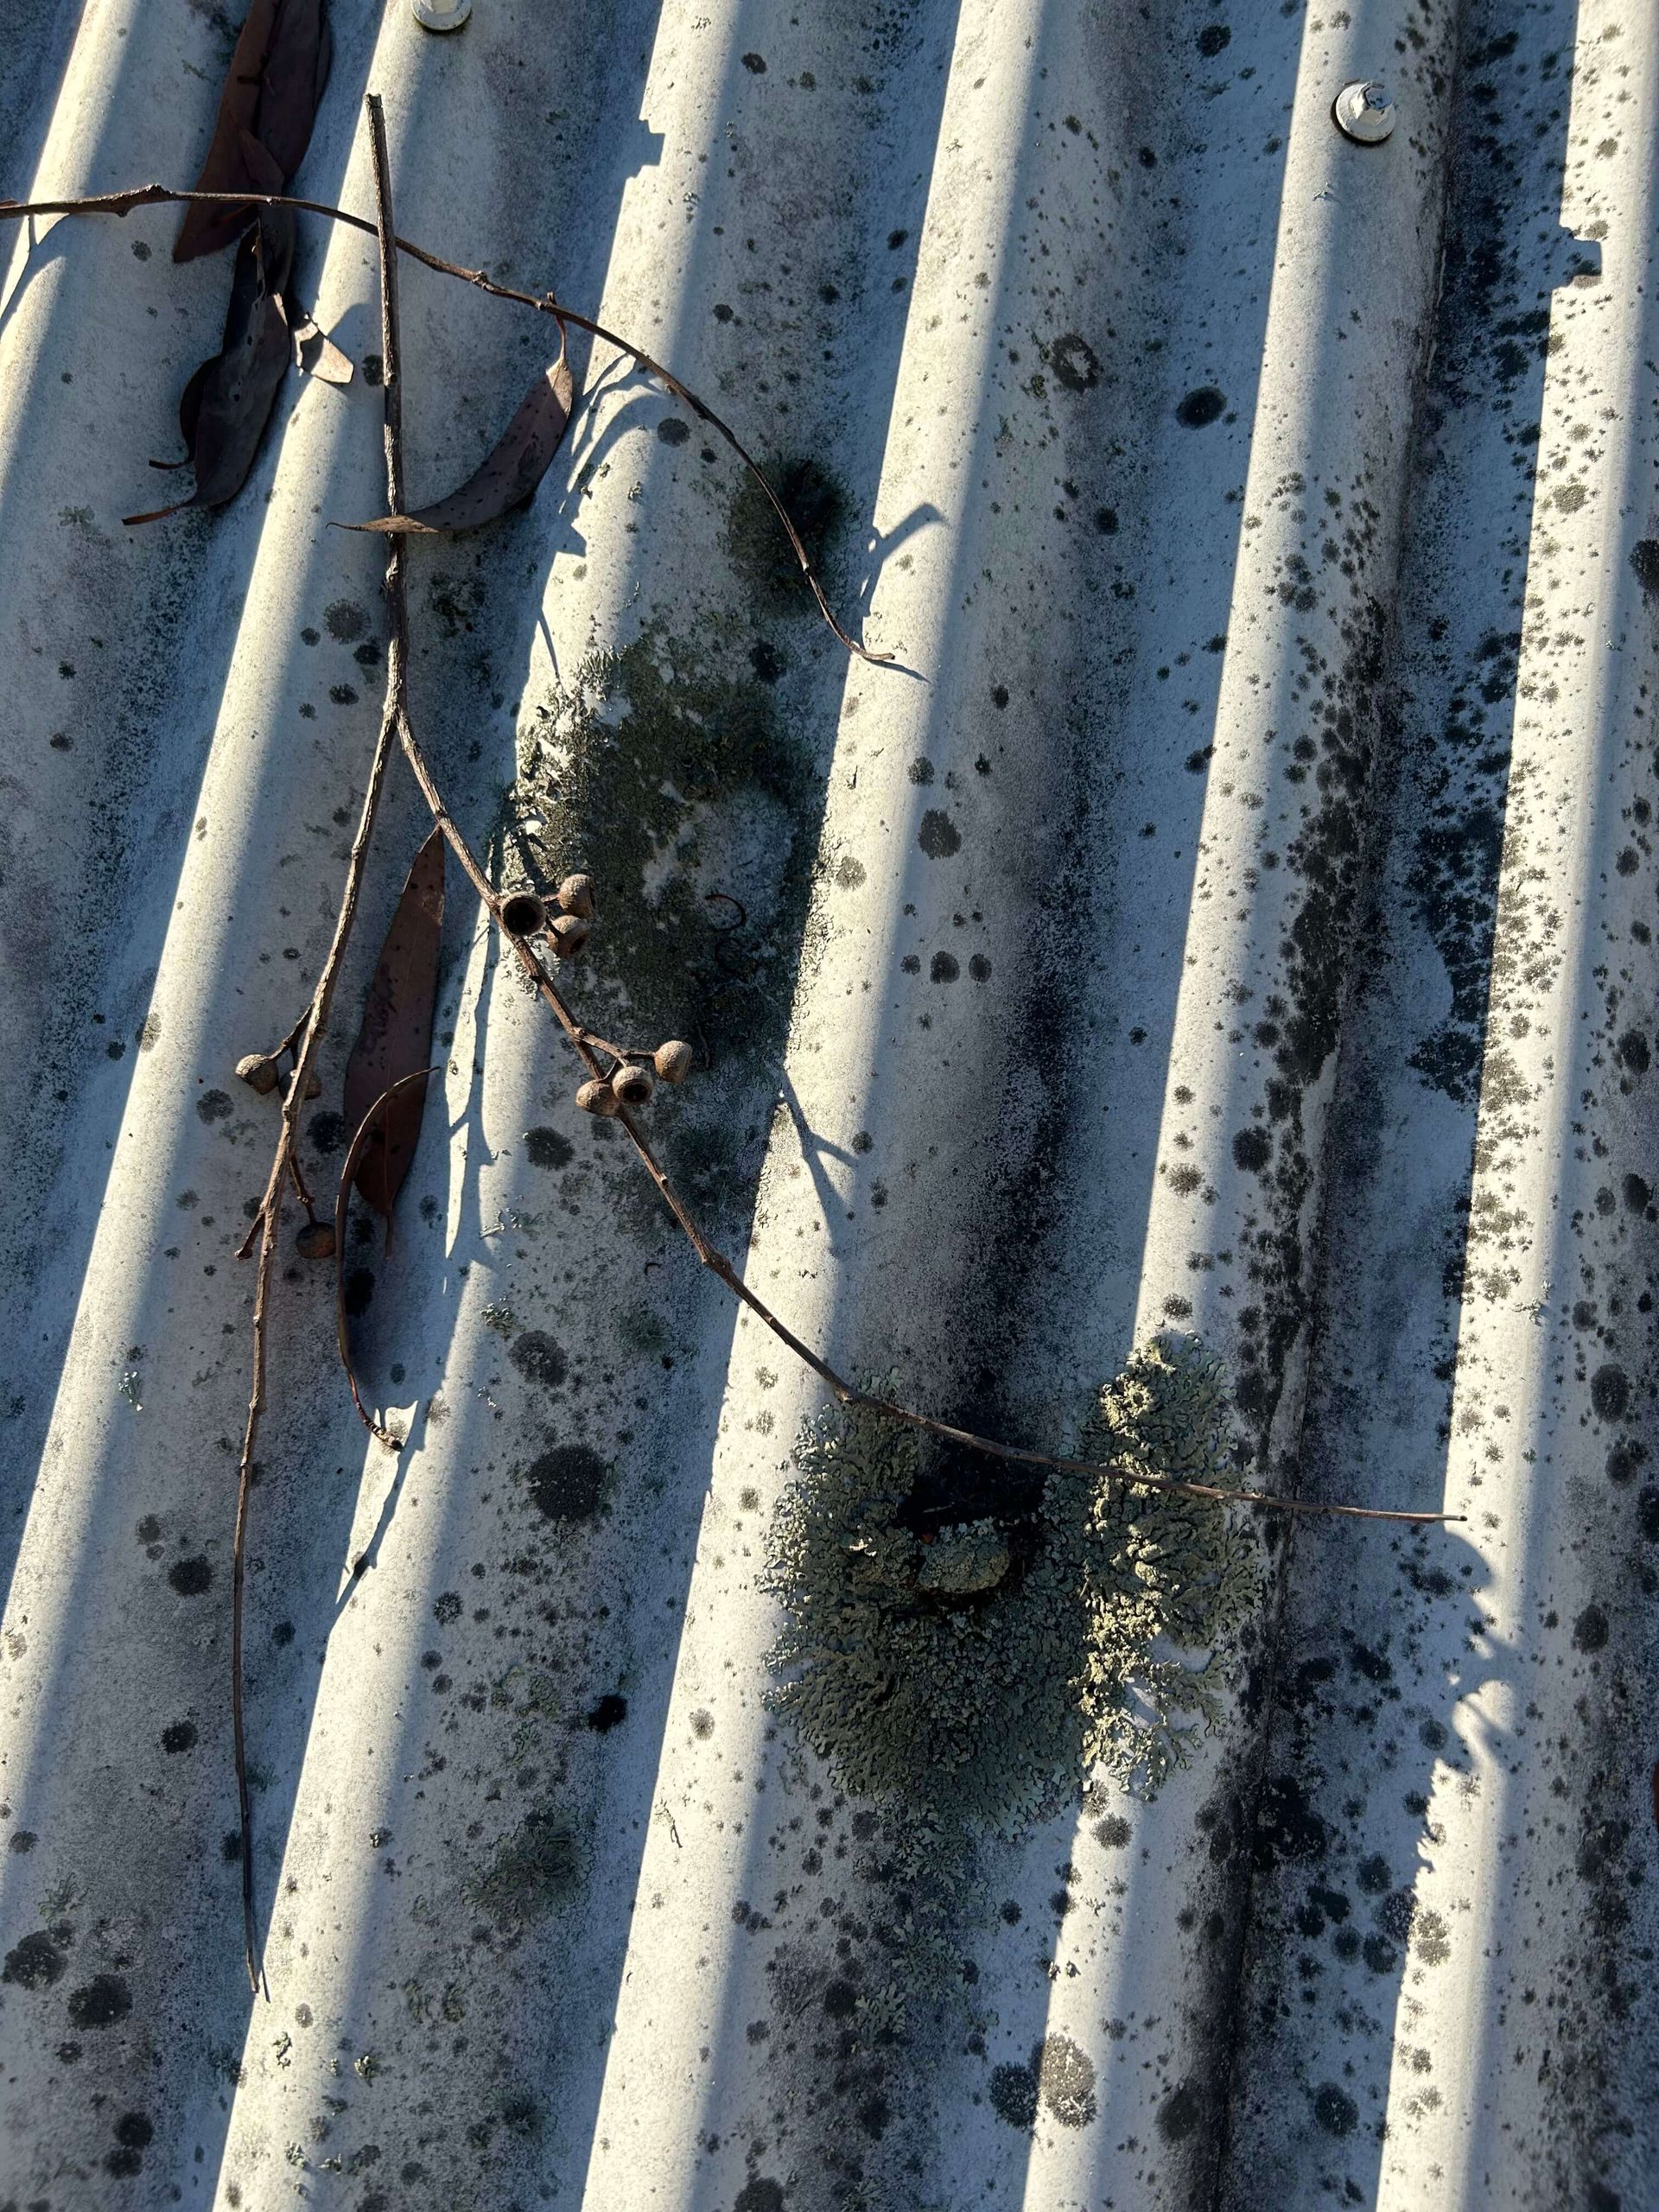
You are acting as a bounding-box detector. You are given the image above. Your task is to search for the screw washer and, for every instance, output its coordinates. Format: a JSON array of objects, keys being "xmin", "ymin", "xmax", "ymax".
[{"xmin": 1332, "ymin": 79, "xmax": 1396, "ymax": 144}]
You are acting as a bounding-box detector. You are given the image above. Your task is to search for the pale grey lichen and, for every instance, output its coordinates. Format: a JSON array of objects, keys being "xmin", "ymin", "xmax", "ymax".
[{"xmin": 763, "ymin": 1337, "xmax": 1260, "ymax": 1832}]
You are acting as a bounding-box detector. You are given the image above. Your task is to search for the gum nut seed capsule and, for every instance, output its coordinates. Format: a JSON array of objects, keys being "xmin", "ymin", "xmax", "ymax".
[
  {"xmin": 296, "ymin": 1220, "xmax": 336, "ymax": 1261},
  {"xmin": 556, "ymin": 871, "xmax": 597, "ymax": 920},
  {"xmin": 550, "ymin": 913, "xmax": 591, "ymax": 958},
  {"xmin": 236, "ymin": 1052, "xmax": 280, "ymax": 1095},
  {"xmin": 652, "ymin": 1039, "xmax": 694, "ymax": 1085},
  {"xmin": 499, "ymin": 890, "xmax": 548, "ymax": 937},
  {"xmin": 612, "ymin": 1061, "xmax": 655, "ymax": 1109},
  {"xmin": 576, "ymin": 1077, "xmax": 620, "ymax": 1117}
]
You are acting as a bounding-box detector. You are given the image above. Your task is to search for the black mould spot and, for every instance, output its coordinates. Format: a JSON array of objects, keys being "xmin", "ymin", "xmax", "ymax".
[
  {"xmin": 658, "ymin": 416, "xmax": 690, "ymax": 446},
  {"xmin": 1313, "ymin": 2082, "xmax": 1357, "ymax": 2137},
  {"xmin": 67, "ymin": 1974, "xmax": 131, "ymax": 2029},
  {"xmin": 1573, "ymin": 1604, "xmax": 1609, "ymax": 1653},
  {"xmin": 116, "ymin": 2113, "xmax": 154, "ymax": 2148},
  {"xmin": 524, "ymin": 1445, "xmax": 607, "ymax": 1522},
  {"xmin": 343, "ymin": 1268, "xmax": 375, "ymax": 1318},
  {"xmin": 3, "ymin": 1932, "xmax": 66, "ymax": 1989},
  {"xmin": 511, "ymin": 1330, "xmax": 568, "ymax": 1390},
  {"xmin": 1232, "ymin": 1127, "xmax": 1271, "ymax": 1173},
  {"xmin": 749, "ymin": 638, "xmax": 784, "ymax": 683},
  {"xmin": 918, "ymin": 810, "xmax": 962, "ymax": 858},
  {"xmin": 989, "ymin": 2062, "xmax": 1039, "ymax": 2130},
  {"xmin": 1252, "ymin": 1775, "xmax": 1326, "ymax": 1870},
  {"xmin": 1198, "ymin": 23, "xmax": 1231, "ymax": 54},
  {"xmin": 162, "ymin": 1720, "xmax": 197, "ymax": 1753},
  {"xmin": 908, "ymin": 754, "xmax": 936, "ymax": 785},
  {"xmin": 741, "ymin": 50, "xmax": 766, "ymax": 72},
  {"xmin": 587, "ymin": 1694, "xmax": 628, "ymax": 1732},
  {"xmin": 931, "ymin": 950, "xmax": 959, "ymax": 983},
  {"xmin": 1157, "ymin": 2081, "xmax": 1202, "ymax": 2142},
  {"xmin": 324, "ymin": 600, "xmax": 365, "ymax": 641},
  {"xmin": 1096, "ymin": 506, "xmax": 1119, "ymax": 533},
  {"xmin": 1623, "ymin": 1173, "xmax": 1652, "ymax": 1213},
  {"xmin": 435, "ymin": 1592, "xmax": 462, "ymax": 1624},
  {"xmin": 1176, "ymin": 386, "xmax": 1226, "ymax": 429},
  {"xmin": 991, "ymin": 683, "xmax": 1010, "ymax": 709},
  {"xmin": 1591, "ymin": 1365, "xmax": 1630, "ymax": 1421},
  {"xmin": 8, "ymin": 1831, "xmax": 36, "ymax": 1853},
  {"xmin": 195, "ymin": 1089, "xmax": 233, "ymax": 1124},
  {"xmin": 272, "ymin": 1619, "xmax": 295, "ymax": 1646},
  {"xmin": 836, "ymin": 855, "xmax": 867, "ymax": 889},
  {"xmin": 309, "ymin": 1109, "xmax": 346, "ymax": 1155},
  {"xmin": 328, "ymin": 683, "xmax": 359, "ymax": 706},
  {"xmin": 168, "ymin": 1554, "xmax": 213, "ymax": 1597},
  {"xmin": 524, "ymin": 1127, "xmax": 575, "ymax": 1171},
  {"xmin": 1630, "ymin": 540, "xmax": 1659, "ymax": 598},
  {"xmin": 823, "ymin": 1978, "xmax": 858, "ymax": 2018},
  {"xmin": 136, "ymin": 1515, "xmax": 161, "ymax": 1545},
  {"xmin": 734, "ymin": 2184, "xmax": 784, "ymax": 2212},
  {"xmin": 1356, "ymin": 1853, "xmax": 1390, "ymax": 1895},
  {"xmin": 1051, "ymin": 333, "xmax": 1103, "ymax": 393},
  {"xmin": 1095, "ymin": 1813, "xmax": 1131, "ymax": 1848},
  {"xmin": 1618, "ymin": 1029, "xmax": 1650, "ymax": 1071},
  {"xmin": 969, "ymin": 953, "xmax": 992, "ymax": 982}
]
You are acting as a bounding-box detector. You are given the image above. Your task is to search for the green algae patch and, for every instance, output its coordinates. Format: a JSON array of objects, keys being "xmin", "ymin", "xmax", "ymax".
[
  {"xmin": 518, "ymin": 625, "xmax": 821, "ymax": 1126},
  {"xmin": 763, "ymin": 1338, "xmax": 1261, "ymax": 1831}
]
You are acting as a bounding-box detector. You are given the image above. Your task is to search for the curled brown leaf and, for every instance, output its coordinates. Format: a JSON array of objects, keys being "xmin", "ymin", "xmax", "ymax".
[
  {"xmin": 334, "ymin": 1067, "xmax": 437, "ymax": 1449},
  {"xmin": 347, "ymin": 340, "xmax": 576, "ymax": 535},
  {"xmin": 342, "ymin": 827, "xmax": 446, "ymax": 1217},
  {"xmin": 175, "ymin": 0, "xmax": 332, "ymax": 263}
]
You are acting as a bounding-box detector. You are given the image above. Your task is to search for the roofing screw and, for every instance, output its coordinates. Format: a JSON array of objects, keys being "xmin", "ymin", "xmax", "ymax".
[
  {"xmin": 1332, "ymin": 80, "xmax": 1396, "ymax": 145},
  {"xmin": 412, "ymin": 0, "xmax": 472, "ymax": 27}
]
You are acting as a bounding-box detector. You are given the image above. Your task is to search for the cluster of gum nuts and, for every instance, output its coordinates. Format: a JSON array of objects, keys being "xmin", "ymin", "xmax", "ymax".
[{"xmin": 499, "ymin": 871, "xmax": 693, "ymax": 1120}]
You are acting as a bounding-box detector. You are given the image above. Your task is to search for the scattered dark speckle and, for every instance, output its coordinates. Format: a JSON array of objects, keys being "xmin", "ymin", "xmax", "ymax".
[
  {"xmin": 67, "ymin": 1974, "xmax": 131, "ymax": 2030},
  {"xmin": 1176, "ymin": 386, "xmax": 1227, "ymax": 428},
  {"xmin": 918, "ymin": 809, "xmax": 962, "ymax": 858},
  {"xmin": 168, "ymin": 1555, "xmax": 213, "ymax": 1597}
]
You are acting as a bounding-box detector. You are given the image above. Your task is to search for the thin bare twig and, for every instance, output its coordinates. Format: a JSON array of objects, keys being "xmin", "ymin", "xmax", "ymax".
[
  {"xmin": 225, "ymin": 119, "xmax": 411, "ymax": 1993},
  {"xmin": 0, "ymin": 182, "xmax": 886, "ymax": 664}
]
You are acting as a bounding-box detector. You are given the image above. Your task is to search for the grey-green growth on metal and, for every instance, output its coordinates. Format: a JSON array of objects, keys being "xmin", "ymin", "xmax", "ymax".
[{"xmin": 763, "ymin": 1337, "xmax": 1260, "ymax": 1830}]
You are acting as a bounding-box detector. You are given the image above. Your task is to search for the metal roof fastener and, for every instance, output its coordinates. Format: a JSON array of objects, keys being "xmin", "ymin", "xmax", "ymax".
[
  {"xmin": 1332, "ymin": 79, "xmax": 1396, "ymax": 145},
  {"xmin": 412, "ymin": 0, "xmax": 472, "ymax": 28}
]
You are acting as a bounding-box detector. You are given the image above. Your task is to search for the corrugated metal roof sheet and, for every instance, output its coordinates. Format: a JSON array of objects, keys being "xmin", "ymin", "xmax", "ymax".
[{"xmin": 3, "ymin": 0, "xmax": 1656, "ymax": 2206}]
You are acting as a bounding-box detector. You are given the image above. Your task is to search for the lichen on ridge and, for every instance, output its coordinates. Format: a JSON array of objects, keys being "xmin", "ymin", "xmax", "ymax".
[{"xmin": 762, "ymin": 1336, "xmax": 1261, "ymax": 1833}]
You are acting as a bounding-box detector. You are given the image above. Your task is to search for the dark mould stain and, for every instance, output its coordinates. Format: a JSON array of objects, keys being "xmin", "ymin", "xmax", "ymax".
[
  {"xmin": 195, "ymin": 1089, "xmax": 233, "ymax": 1124},
  {"xmin": 510, "ymin": 1330, "xmax": 568, "ymax": 1390},
  {"xmin": 1232, "ymin": 1127, "xmax": 1271, "ymax": 1173},
  {"xmin": 324, "ymin": 600, "xmax": 365, "ymax": 640},
  {"xmin": 1252, "ymin": 1775, "xmax": 1327, "ymax": 1870},
  {"xmin": 658, "ymin": 416, "xmax": 691, "ymax": 446},
  {"xmin": 524, "ymin": 1444, "xmax": 607, "ymax": 1522},
  {"xmin": 741, "ymin": 50, "xmax": 766, "ymax": 73},
  {"xmin": 1198, "ymin": 22, "xmax": 1231, "ymax": 54},
  {"xmin": 161, "ymin": 1719, "xmax": 197, "ymax": 1753},
  {"xmin": 343, "ymin": 1268, "xmax": 375, "ymax": 1318},
  {"xmin": 1157, "ymin": 2079, "xmax": 1202, "ymax": 2142},
  {"xmin": 733, "ymin": 2184, "xmax": 785, "ymax": 2212},
  {"xmin": 524, "ymin": 1127, "xmax": 574, "ymax": 1171},
  {"xmin": 1051, "ymin": 333, "xmax": 1103, "ymax": 392},
  {"xmin": 1176, "ymin": 385, "xmax": 1226, "ymax": 428},
  {"xmin": 989, "ymin": 2061, "xmax": 1039, "ymax": 2130},
  {"xmin": 3, "ymin": 1931, "xmax": 67, "ymax": 1990},
  {"xmin": 168, "ymin": 1554, "xmax": 213, "ymax": 1597},
  {"xmin": 1630, "ymin": 539, "xmax": 1659, "ymax": 598},
  {"xmin": 931, "ymin": 950, "xmax": 959, "ymax": 983},
  {"xmin": 1591, "ymin": 1365, "xmax": 1630, "ymax": 1421},
  {"xmin": 1573, "ymin": 1604, "xmax": 1610, "ymax": 1653},
  {"xmin": 309, "ymin": 1109, "xmax": 346, "ymax": 1154},
  {"xmin": 918, "ymin": 809, "xmax": 962, "ymax": 858},
  {"xmin": 587, "ymin": 1693, "xmax": 628, "ymax": 1732},
  {"xmin": 749, "ymin": 637, "xmax": 784, "ymax": 683},
  {"xmin": 67, "ymin": 1974, "xmax": 131, "ymax": 2029},
  {"xmin": 1313, "ymin": 2082, "xmax": 1357, "ymax": 2137}
]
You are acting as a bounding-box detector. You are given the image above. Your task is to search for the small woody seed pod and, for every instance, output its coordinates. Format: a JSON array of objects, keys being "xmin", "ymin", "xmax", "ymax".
[
  {"xmin": 575, "ymin": 1077, "xmax": 620, "ymax": 1117},
  {"xmin": 499, "ymin": 890, "xmax": 548, "ymax": 937},
  {"xmin": 611, "ymin": 1061, "xmax": 655, "ymax": 1109},
  {"xmin": 652, "ymin": 1039, "xmax": 693, "ymax": 1085},
  {"xmin": 550, "ymin": 913, "xmax": 591, "ymax": 959},
  {"xmin": 236, "ymin": 1052, "xmax": 280, "ymax": 1095},
  {"xmin": 296, "ymin": 1220, "xmax": 336, "ymax": 1261},
  {"xmin": 556, "ymin": 871, "xmax": 597, "ymax": 920}
]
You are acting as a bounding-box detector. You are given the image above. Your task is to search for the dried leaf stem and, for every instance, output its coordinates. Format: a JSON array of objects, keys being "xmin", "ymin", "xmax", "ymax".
[
  {"xmin": 0, "ymin": 181, "xmax": 885, "ymax": 662},
  {"xmin": 223, "ymin": 122, "xmax": 410, "ymax": 1993}
]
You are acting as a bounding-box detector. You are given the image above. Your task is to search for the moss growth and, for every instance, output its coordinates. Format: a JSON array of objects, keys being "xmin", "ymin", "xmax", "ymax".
[
  {"xmin": 763, "ymin": 1338, "xmax": 1260, "ymax": 1830},
  {"xmin": 471, "ymin": 1808, "xmax": 582, "ymax": 1926}
]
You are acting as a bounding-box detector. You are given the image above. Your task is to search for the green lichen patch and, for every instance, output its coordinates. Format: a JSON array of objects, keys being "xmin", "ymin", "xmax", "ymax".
[
  {"xmin": 763, "ymin": 1338, "xmax": 1261, "ymax": 1832},
  {"xmin": 471, "ymin": 1808, "xmax": 582, "ymax": 1927}
]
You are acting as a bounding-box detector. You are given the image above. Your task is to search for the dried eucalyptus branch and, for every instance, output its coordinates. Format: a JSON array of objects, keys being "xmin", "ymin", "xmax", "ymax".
[{"xmin": 0, "ymin": 181, "xmax": 886, "ymax": 663}]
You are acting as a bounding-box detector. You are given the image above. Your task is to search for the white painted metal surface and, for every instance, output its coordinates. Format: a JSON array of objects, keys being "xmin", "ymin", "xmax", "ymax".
[{"xmin": 2, "ymin": 2, "xmax": 1656, "ymax": 2208}]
